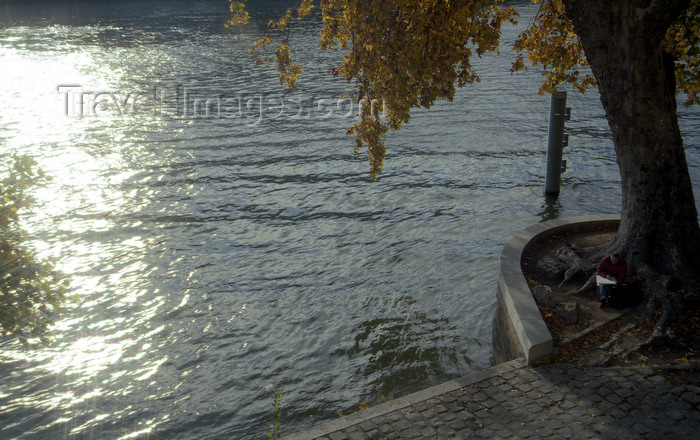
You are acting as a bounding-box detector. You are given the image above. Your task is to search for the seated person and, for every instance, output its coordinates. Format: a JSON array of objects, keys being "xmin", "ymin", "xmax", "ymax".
[{"xmin": 597, "ymin": 252, "xmax": 628, "ymax": 307}]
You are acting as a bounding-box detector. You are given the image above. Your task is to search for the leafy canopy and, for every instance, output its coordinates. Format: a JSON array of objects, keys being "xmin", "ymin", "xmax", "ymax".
[{"xmin": 228, "ymin": 0, "xmax": 700, "ymax": 179}]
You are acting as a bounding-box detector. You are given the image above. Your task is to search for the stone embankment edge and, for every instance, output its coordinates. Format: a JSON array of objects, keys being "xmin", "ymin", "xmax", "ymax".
[
  {"xmin": 492, "ymin": 214, "xmax": 620, "ymax": 365},
  {"xmin": 283, "ymin": 358, "xmax": 528, "ymax": 440}
]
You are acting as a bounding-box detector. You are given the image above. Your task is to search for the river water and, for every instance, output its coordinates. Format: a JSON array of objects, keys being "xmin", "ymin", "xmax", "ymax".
[{"xmin": 0, "ymin": 0, "xmax": 698, "ymax": 438}]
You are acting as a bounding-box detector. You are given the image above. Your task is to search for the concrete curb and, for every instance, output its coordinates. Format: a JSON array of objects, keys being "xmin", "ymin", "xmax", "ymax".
[
  {"xmin": 494, "ymin": 214, "xmax": 620, "ymax": 364},
  {"xmin": 283, "ymin": 359, "xmax": 527, "ymax": 440}
]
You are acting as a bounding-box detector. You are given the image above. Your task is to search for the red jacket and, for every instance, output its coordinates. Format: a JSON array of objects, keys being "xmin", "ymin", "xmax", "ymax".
[{"xmin": 597, "ymin": 256, "xmax": 627, "ymax": 283}]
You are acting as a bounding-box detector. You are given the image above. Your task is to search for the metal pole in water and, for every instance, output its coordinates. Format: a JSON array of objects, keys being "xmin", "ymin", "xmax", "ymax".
[{"xmin": 545, "ymin": 91, "xmax": 569, "ymax": 195}]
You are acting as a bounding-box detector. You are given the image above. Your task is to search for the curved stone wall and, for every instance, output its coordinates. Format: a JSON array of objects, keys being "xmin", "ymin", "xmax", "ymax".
[{"xmin": 492, "ymin": 214, "xmax": 620, "ymax": 365}]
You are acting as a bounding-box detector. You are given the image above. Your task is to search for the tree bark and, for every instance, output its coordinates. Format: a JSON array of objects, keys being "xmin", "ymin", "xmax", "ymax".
[{"xmin": 563, "ymin": 0, "xmax": 700, "ymax": 283}]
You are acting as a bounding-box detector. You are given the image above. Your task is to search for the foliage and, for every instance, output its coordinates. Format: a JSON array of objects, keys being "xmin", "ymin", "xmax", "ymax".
[
  {"xmin": 511, "ymin": 0, "xmax": 594, "ymax": 95},
  {"xmin": 268, "ymin": 389, "xmax": 282, "ymax": 440},
  {"xmin": 227, "ymin": 0, "xmax": 517, "ymax": 179},
  {"xmin": 227, "ymin": 0, "xmax": 700, "ymax": 178},
  {"xmin": 513, "ymin": 0, "xmax": 700, "ymax": 105},
  {"xmin": 225, "ymin": 0, "xmax": 250, "ymax": 28},
  {"xmin": 665, "ymin": 0, "xmax": 700, "ymax": 106},
  {"xmin": 0, "ymin": 154, "xmax": 66, "ymax": 345}
]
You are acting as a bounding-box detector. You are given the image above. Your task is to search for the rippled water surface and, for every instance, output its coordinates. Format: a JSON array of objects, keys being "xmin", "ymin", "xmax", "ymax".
[{"xmin": 1, "ymin": 1, "xmax": 699, "ymax": 438}]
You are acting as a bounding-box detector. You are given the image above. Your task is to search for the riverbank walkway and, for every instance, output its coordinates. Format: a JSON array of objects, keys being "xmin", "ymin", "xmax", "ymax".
[{"xmin": 285, "ymin": 358, "xmax": 700, "ymax": 439}]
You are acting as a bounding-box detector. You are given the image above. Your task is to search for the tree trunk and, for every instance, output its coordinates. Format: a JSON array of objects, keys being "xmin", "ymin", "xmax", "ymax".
[{"xmin": 563, "ymin": 0, "xmax": 700, "ymax": 283}]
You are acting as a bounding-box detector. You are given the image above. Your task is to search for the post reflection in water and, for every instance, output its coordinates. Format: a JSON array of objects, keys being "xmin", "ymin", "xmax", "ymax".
[{"xmin": 539, "ymin": 193, "xmax": 563, "ymax": 222}]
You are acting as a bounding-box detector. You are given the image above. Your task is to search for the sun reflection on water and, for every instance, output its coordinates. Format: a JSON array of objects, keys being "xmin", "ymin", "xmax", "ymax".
[{"xmin": 0, "ymin": 23, "xmax": 185, "ymax": 440}]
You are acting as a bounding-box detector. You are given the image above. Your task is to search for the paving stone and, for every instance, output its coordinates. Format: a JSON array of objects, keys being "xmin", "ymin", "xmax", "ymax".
[
  {"xmin": 681, "ymin": 390, "xmax": 700, "ymax": 405},
  {"xmin": 367, "ymin": 429, "xmax": 384, "ymax": 440},
  {"xmin": 481, "ymin": 398, "xmax": 498, "ymax": 409},
  {"xmin": 394, "ymin": 418, "xmax": 411, "ymax": 430},
  {"xmin": 345, "ymin": 430, "xmax": 365, "ymax": 440},
  {"xmin": 549, "ymin": 391, "xmax": 565, "ymax": 402},
  {"xmin": 434, "ymin": 404, "xmax": 449, "ymax": 414},
  {"xmin": 517, "ymin": 383, "xmax": 533, "ymax": 393},
  {"xmin": 498, "ymin": 402, "xmax": 517, "ymax": 414},
  {"xmin": 535, "ymin": 427, "xmax": 554, "ymax": 437},
  {"xmin": 437, "ymin": 425, "xmax": 457, "ymax": 437},
  {"xmin": 420, "ymin": 426, "xmax": 437, "ymax": 437},
  {"xmin": 649, "ymin": 375, "xmax": 670, "ymax": 386},
  {"xmin": 503, "ymin": 370, "xmax": 521, "ymax": 380},
  {"xmin": 559, "ymin": 427, "xmax": 575, "ymax": 439},
  {"xmin": 446, "ymin": 401, "xmax": 462, "ymax": 412},
  {"xmin": 473, "ymin": 391, "xmax": 488, "ymax": 401},
  {"xmin": 568, "ymin": 380, "xmax": 583, "ymax": 390},
  {"xmin": 577, "ymin": 429, "xmax": 600, "ymax": 439},
  {"xmin": 545, "ymin": 418, "xmax": 564, "ymax": 430},
  {"xmin": 405, "ymin": 411, "xmax": 423, "ymax": 423},
  {"xmin": 402, "ymin": 428, "xmax": 422, "ymax": 439},
  {"xmin": 378, "ymin": 423, "xmax": 393, "ymax": 434},
  {"xmin": 523, "ymin": 389, "xmax": 540, "ymax": 399},
  {"xmin": 447, "ymin": 418, "xmax": 466, "ymax": 431},
  {"xmin": 678, "ymin": 418, "xmax": 698, "ymax": 434},
  {"xmin": 670, "ymin": 399, "xmax": 693, "ymax": 412},
  {"xmin": 534, "ymin": 396, "xmax": 552, "ymax": 408},
  {"xmin": 387, "ymin": 412, "xmax": 403, "ymax": 422},
  {"xmin": 599, "ymin": 415, "xmax": 616, "ymax": 425},
  {"xmin": 458, "ymin": 394, "xmax": 474, "ymax": 405},
  {"xmin": 689, "ymin": 410, "xmax": 700, "ymax": 423},
  {"xmin": 586, "ymin": 379, "xmax": 602, "ymax": 388},
  {"xmin": 475, "ymin": 409, "xmax": 490, "ymax": 419},
  {"xmin": 668, "ymin": 409, "xmax": 686, "ymax": 421},
  {"xmin": 608, "ymin": 408, "xmax": 627, "ymax": 420},
  {"xmin": 420, "ymin": 408, "xmax": 436, "ymax": 421},
  {"xmin": 456, "ymin": 428, "xmax": 474, "ymax": 437},
  {"xmin": 438, "ymin": 394, "xmax": 456, "ymax": 404},
  {"xmin": 598, "ymin": 400, "xmax": 616, "ymax": 413},
  {"xmin": 519, "ymin": 369, "xmax": 542, "ymax": 381},
  {"xmin": 558, "ymin": 400, "xmax": 577, "ymax": 410},
  {"xmin": 588, "ymin": 393, "xmax": 604, "ymax": 403},
  {"xmin": 492, "ymin": 393, "xmax": 508, "ymax": 404},
  {"xmin": 548, "ymin": 406, "xmax": 564, "ymax": 416},
  {"xmin": 627, "ymin": 408, "xmax": 645, "ymax": 420},
  {"xmin": 557, "ymin": 412, "xmax": 575, "ymax": 424},
  {"xmin": 458, "ymin": 410, "xmax": 476, "ymax": 421},
  {"xmin": 618, "ymin": 402, "xmax": 632, "ymax": 412},
  {"xmin": 490, "ymin": 377, "xmax": 507, "ymax": 386},
  {"xmin": 632, "ymin": 422, "xmax": 651, "ymax": 435},
  {"xmin": 358, "ymin": 421, "xmax": 376, "ymax": 432},
  {"xmin": 614, "ymin": 387, "xmax": 633, "ymax": 398},
  {"xmin": 596, "ymin": 385, "xmax": 613, "ymax": 397},
  {"xmin": 412, "ymin": 401, "xmax": 428, "ymax": 412},
  {"xmin": 605, "ymin": 394, "xmax": 622, "ymax": 404},
  {"xmin": 476, "ymin": 427, "xmax": 494, "ymax": 438},
  {"xmin": 466, "ymin": 402, "xmax": 481, "ymax": 412},
  {"xmin": 441, "ymin": 411, "xmax": 457, "ymax": 422}
]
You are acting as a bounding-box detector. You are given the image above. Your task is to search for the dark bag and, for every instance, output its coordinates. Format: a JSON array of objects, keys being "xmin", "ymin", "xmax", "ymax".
[{"xmin": 609, "ymin": 283, "xmax": 642, "ymax": 309}]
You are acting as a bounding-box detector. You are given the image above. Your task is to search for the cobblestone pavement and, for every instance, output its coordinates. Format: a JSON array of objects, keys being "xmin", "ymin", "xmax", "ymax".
[{"xmin": 285, "ymin": 359, "xmax": 700, "ymax": 439}]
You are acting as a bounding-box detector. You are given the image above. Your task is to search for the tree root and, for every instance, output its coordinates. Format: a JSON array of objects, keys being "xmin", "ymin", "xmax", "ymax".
[
  {"xmin": 600, "ymin": 323, "xmax": 636, "ymax": 351},
  {"xmin": 568, "ymin": 273, "xmax": 596, "ymax": 296},
  {"xmin": 633, "ymin": 262, "xmax": 700, "ymax": 351},
  {"xmin": 555, "ymin": 242, "xmax": 594, "ymax": 288}
]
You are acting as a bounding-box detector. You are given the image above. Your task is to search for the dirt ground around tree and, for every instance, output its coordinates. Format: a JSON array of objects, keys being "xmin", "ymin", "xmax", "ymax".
[{"xmin": 521, "ymin": 226, "xmax": 700, "ymax": 373}]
